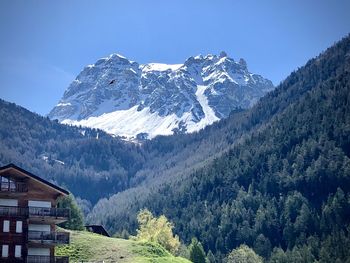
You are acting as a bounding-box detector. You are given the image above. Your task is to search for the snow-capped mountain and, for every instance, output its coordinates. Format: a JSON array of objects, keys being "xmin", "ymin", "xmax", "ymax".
[{"xmin": 48, "ymin": 52, "xmax": 274, "ymax": 140}]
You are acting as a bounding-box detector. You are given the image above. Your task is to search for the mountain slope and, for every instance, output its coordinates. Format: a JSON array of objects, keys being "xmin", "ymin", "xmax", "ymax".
[
  {"xmin": 87, "ymin": 36, "xmax": 350, "ymax": 262},
  {"xmin": 48, "ymin": 53, "xmax": 273, "ymax": 139},
  {"xmin": 0, "ymin": 99, "xmax": 145, "ymax": 203},
  {"xmin": 0, "ymin": 97, "xmax": 248, "ymax": 207},
  {"xmin": 56, "ymin": 229, "xmax": 190, "ymax": 263}
]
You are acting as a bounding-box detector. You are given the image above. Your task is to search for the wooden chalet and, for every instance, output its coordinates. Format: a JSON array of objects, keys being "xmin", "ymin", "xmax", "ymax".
[{"xmin": 0, "ymin": 163, "xmax": 70, "ymax": 263}]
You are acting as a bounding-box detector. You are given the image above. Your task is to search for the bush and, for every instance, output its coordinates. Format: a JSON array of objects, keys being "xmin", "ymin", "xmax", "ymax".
[{"xmin": 135, "ymin": 209, "xmax": 180, "ymax": 254}]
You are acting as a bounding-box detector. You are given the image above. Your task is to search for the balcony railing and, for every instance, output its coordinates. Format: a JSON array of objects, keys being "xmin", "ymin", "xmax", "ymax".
[
  {"xmin": 27, "ymin": 256, "xmax": 69, "ymax": 263},
  {"xmin": 0, "ymin": 181, "xmax": 27, "ymax": 193},
  {"xmin": 0, "ymin": 206, "xmax": 70, "ymax": 219},
  {"xmin": 29, "ymin": 207, "xmax": 70, "ymax": 219},
  {"xmin": 0, "ymin": 206, "xmax": 28, "ymax": 216},
  {"xmin": 28, "ymin": 231, "xmax": 70, "ymax": 244}
]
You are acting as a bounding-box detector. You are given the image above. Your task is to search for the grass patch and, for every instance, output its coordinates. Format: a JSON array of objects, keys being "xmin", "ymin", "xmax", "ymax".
[
  {"xmin": 131, "ymin": 242, "xmax": 170, "ymax": 258},
  {"xmin": 55, "ymin": 229, "xmax": 190, "ymax": 263}
]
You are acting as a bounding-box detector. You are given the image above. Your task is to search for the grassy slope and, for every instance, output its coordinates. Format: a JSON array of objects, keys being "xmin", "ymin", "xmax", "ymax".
[{"xmin": 56, "ymin": 229, "xmax": 190, "ymax": 263}]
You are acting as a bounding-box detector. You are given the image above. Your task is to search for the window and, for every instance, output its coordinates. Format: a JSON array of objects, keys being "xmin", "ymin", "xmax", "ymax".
[
  {"xmin": 0, "ymin": 177, "xmax": 9, "ymax": 191},
  {"xmin": 0, "ymin": 177, "xmax": 16, "ymax": 191},
  {"xmin": 15, "ymin": 245, "xmax": 21, "ymax": 258},
  {"xmin": 9, "ymin": 180, "xmax": 16, "ymax": 191},
  {"xmin": 3, "ymin": 220, "xmax": 9, "ymax": 233},
  {"xmin": 16, "ymin": 221, "xmax": 22, "ymax": 233},
  {"xmin": 1, "ymin": 245, "xmax": 8, "ymax": 257}
]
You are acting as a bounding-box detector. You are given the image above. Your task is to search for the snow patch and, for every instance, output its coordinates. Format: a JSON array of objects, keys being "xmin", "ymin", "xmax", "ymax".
[
  {"xmin": 62, "ymin": 85, "xmax": 219, "ymax": 140},
  {"xmin": 41, "ymin": 155, "xmax": 49, "ymax": 162},
  {"xmin": 62, "ymin": 106, "xmax": 179, "ymax": 139},
  {"xmin": 108, "ymin": 53, "xmax": 127, "ymax": 59},
  {"xmin": 56, "ymin": 102, "xmax": 72, "ymax": 107},
  {"xmin": 193, "ymin": 85, "xmax": 219, "ymax": 130},
  {"xmin": 54, "ymin": 159, "xmax": 65, "ymax": 165},
  {"xmin": 142, "ymin": 63, "xmax": 183, "ymax": 72}
]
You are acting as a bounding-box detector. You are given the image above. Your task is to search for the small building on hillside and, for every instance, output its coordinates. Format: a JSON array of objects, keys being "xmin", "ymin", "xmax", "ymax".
[
  {"xmin": 0, "ymin": 163, "xmax": 70, "ymax": 263},
  {"xmin": 85, "ymin": 224, "xmax": 110, "ymax": 237}
]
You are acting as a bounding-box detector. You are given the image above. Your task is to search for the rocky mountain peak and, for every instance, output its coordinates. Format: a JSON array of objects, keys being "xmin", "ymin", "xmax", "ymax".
[
  {"xmin": 219, "ymin": 51, "xmax": 228, "ymax": 58},
  {"xmin": 48, "ymin": 53, "xmax": 274, "ymax": 140}
]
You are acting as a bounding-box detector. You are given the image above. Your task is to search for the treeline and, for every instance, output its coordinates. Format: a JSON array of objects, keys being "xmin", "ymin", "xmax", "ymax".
[{"xmin": 88, "ymin": 35, "xmax": 350, "ymax": 262}]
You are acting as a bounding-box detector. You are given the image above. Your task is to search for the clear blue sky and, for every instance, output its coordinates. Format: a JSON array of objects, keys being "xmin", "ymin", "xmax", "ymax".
[{"xmin": 0, "ymin": 0, "xmax": 349, "ymax": 115}]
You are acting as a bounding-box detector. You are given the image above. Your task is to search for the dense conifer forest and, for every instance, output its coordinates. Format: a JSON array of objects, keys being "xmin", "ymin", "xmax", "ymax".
[
  {"xmin": 0, "ymin": 35, "xmax": 349, "ymax": 262},
  {"xmin": 88, "ymin": 35, "xmax": 350, "ymax": 262}
]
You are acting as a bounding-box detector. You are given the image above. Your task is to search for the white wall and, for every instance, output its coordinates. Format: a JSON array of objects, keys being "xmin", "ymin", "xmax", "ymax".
[
  {"xmin": 0, "ymin": 198, "xmax": 18, "ymax": 206},
  {"xmin": 28, "ymin": 248, "xmax": 50, "ymax": 256},
  {"xmin": 28, "ymin": 224, "xmax": 51, "ymax": 232},
  {"xmin": 28, "ymin": 200, "xmax": 51, "ymax": 208}
]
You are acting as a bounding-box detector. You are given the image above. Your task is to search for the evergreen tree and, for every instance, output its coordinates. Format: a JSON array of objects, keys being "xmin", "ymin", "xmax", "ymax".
[
  {"xmin": 189, "ymin": 238, "xmax": 206, "ymax": 263},
  {"xmin": 227, "ymin": 244, "xmax": 263, "ymax": 263},
  {"xmin": 58, "ymin": 194, "xmax": 84, "ymax": 230},
  {"xmin": 206, "ymin": 250, "xmax": 216, "ymax": 263}
]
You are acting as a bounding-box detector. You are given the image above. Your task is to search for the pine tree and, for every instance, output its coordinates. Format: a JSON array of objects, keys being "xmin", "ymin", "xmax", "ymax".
[
  {"xmin": 206, "ymin": 249, "xmax": 216, "ymax": 263},
  {"xmin": 227, "ymin": 244, "xmax": 263, "ymax": 263},
  {"xmin": 58, "ymin": 194, "xmax": 84, "ymax": 230},
  {"xmin": 189, "ymin": 238, "xmax": 206, "ymax": 263}
]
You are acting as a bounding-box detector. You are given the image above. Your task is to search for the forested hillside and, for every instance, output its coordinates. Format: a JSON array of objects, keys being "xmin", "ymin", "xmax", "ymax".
[
  {"xmin": 88, "ymin": 36, "xmax": 350, "ymax": 262},
  {"xmin": 0, "ymin": 98, "xmax": 250, "ymax": 208},
  {"xmin": 0, "ymin": 84, "xmax": 266, "ymax": 207},
  {"xmin": 0, "ymin": 100, "xmax": 146, "ymax": 203}
]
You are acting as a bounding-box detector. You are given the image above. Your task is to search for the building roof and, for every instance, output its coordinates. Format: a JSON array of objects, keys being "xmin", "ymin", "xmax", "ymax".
[
  {"xmin": 0, "ymin": 163, "xmax": 69, "ymax": 195},
  {"xmin": 85, "ymin": 224, "xmax": 110, "ymax": 237}
]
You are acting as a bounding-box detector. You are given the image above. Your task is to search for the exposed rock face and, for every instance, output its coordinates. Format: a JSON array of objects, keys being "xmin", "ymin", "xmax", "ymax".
[{"xmin": 48, "ymin": 53, "xmax": 274, "ymax": 139}]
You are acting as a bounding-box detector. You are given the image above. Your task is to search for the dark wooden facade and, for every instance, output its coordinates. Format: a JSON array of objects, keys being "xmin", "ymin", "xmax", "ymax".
[{"xmin": 0, "ymin": 164, "xmax": 70, "ymax": 263}]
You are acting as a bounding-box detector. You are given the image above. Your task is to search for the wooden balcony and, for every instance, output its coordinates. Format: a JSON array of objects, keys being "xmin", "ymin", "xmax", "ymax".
[
  {"xmin": 28, "ymin": 230, "xmax": 70, "ymax": 245},
  {"xmin": 27, "ymin": 256, "xmax": 69, "ymax": 263},
  {"xmin": 28, "ymin": 207, "xmax": 70, "ymax": 224},
  {"xmin": 29, "ymin": 207, "xmax": 70, "ymax": 218},
  {"xmin": 0, "ymin": 206, "xmax": 70, "ymax": 222},
  {"xmin": 0, "ymin": 206, "xmax": 28, "ymax": 217}
]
